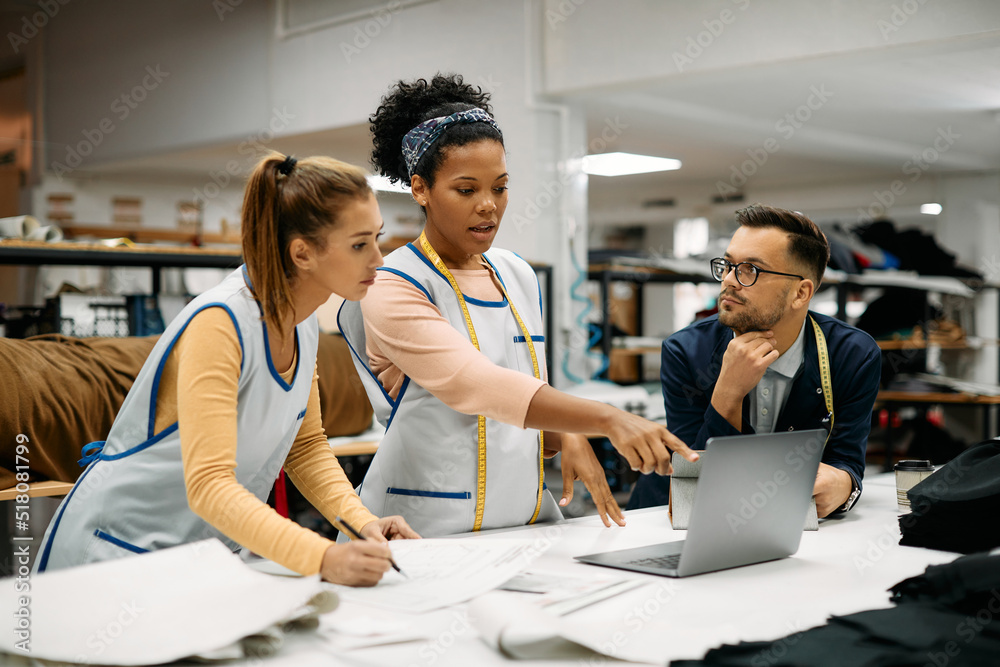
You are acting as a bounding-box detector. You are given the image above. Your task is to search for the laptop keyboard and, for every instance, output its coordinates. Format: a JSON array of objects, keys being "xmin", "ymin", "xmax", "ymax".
[{"xmin": 625, "ymin": 553, "xmax": 681, "ymax": 570}]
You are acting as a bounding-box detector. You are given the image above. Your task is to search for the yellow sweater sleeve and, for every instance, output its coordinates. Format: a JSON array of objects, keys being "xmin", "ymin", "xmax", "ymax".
[
  {"xmin": 283, "ymin": 366, "xmax": 378, "ymax": 532},
  {"xmin": 173, "ymin": 307, "xmax": 372, "ymax": 576}
]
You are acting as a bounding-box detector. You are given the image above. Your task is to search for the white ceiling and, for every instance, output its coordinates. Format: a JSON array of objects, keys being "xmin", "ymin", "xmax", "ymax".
[
  {"xmin": 55, "ymin": 27, "xmax": 1000, "ymax": 214},
  {"xmin": 580, "ymin": 32, "xmax": 1000, "ymax": 205}
]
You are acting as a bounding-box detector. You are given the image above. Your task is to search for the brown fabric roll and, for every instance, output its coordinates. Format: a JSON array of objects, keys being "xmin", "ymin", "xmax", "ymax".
[
  {"xmin": 0, "ymin": 332, "xmax": 372, "ymax": 490},
  {"xmin": 0, "ymin": 334, "xmax": 157, "ymax": 488},
  {"xmin": 315, "ymin": 332, "xmax": 374, "ymax": 438}
]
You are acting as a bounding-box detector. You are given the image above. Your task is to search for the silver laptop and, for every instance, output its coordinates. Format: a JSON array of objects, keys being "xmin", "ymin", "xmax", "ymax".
[{"xmin": 575, "ymin": 429, "xmax": 827, "ymax": 577}]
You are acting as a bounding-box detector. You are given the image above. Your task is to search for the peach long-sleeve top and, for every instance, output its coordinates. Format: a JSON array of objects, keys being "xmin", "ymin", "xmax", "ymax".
[
  {"xmin": 153, "ymin": 307, "xmax": 377, "ymax": 576},
  {"xmin": 361, "ymin": 260, "xmax": 547, "ymax": 426}
]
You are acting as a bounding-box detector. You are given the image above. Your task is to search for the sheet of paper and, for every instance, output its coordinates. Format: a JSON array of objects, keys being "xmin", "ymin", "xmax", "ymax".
[
  {"xmin": 246, "ymin": 557, "xmax": 303, "ymax": 577},
  {"xmin": 321, "ymin": 614, "xmax": 426, "ymax": 650},
  {"xmin": 469, "ymin": 591, "xmax": 665, "ymax": 664},
  {"xmin": 332, "ymin": 538, "xmax": 547, "ymax": 613},
  {"xmin": 500, "ymin": 570, "xmax": 647, "ymax": 615},
  {"xmin": 0, "ymin": 539, "xmax": 331, "ymax": 665}
]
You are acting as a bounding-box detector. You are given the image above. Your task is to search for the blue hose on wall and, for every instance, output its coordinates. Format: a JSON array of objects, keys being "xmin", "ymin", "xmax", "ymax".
[{"xmin": 562, "ymin": 244, "xmax": 610, "ymax": 384}]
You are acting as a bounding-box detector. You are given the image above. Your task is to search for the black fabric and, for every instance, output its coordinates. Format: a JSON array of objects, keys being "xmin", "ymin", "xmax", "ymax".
[
  {"xmin": 900, "ymin": 439, "xmax": 1000, "ymax": 554},
  {"xmin": 855, "ymin": 288, "xmax": 939, "ymax": 388},
  {"xmin": 903, "ymin": 419, "xmax": 968, "ymax": 466},
  {"xmin": 670, "ymin": 553, "xmax": 1000, "ymax": 667},
  {"xmin": 854, "ymin": 219, "xmax": 983, "ymax": 280},
  {"xmin": 855, "ymin": 288, "xmax": 939, "ymax": 340},
  {"xmin": 891, "ymin": 552, "xmax": 1000, "ymax": 613}
]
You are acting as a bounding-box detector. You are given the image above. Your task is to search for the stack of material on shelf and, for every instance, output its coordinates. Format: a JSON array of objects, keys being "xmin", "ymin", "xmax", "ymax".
[
  {"xmin": 855, "ymin": 219, "xmax": 983, "ymax": 280},
  {"xmin": 825, "ymin": 219, "xmax": 985, "ymax": 281},
  {"xmin": 899, "ymin": 439, "xmax": 1000, "ymax": 554},
  {"xmin": 825, "ymin": 223, "xmax": 900, "ymax": 273}
]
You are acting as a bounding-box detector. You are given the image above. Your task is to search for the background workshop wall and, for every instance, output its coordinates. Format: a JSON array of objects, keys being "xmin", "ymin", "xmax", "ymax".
[{"xmin": 2, "ymin": 0, "xmax": 998, "ymax": 388}]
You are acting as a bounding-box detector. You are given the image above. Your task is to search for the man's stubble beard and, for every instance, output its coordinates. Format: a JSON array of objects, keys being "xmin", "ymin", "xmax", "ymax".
[{"xmin": 717, "ymin": 286, "xmax": 790, "ymax": 335}]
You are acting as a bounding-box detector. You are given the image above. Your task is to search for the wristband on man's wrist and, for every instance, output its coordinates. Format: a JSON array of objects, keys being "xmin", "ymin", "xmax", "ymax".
[{"xmin": 838, "ymin": 474, "xmax": 861, "ymax": 512}]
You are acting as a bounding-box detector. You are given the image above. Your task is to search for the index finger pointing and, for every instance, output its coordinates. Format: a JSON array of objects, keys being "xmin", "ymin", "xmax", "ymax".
[{"xmin": 662, "ymin": 429, "xmax": 699, "ymax": 462}]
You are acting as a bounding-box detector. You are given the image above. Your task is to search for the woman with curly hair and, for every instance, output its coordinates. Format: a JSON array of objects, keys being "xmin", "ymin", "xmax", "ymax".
[
  {"xmin": 338, "ymin": 74, "xmax": 697, "ymax": 537},
  {"xmin": 38, "ymin": 153, "xmax": 417, "ymax": 585}
]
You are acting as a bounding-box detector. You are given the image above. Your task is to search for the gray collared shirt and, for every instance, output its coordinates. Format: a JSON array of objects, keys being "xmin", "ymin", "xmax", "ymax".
[{"xmin": 748, "ymin": 320, "xmax": 807, "ymax": 434}]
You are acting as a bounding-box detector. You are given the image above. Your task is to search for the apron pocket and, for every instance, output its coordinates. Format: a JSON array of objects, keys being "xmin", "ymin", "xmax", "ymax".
[
  {"xmin": 384, "ymin": 487, "xmax": 474, "ymax": 537},
  {"xmin": 87, "ymin": 529, "xmax": 149, "ymax": 563},
  {"xmin": 508, "ymin": 335, "xmax": 546, "ymax": 377}
]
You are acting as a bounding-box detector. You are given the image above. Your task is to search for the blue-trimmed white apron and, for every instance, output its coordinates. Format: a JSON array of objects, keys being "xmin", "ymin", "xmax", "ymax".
[
  {"xmin": 338, "ymin": 244, "xmax": 561, "ymax": 538},
  {"xmin": 36, "ymin": 267, "xmax": 317, "ymax": 572}
]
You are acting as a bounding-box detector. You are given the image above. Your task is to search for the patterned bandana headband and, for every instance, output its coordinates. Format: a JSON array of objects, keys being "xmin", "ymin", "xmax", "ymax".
[{"xmin": 401, "ymin": 108, "xmax": 501, "ymax": 178}]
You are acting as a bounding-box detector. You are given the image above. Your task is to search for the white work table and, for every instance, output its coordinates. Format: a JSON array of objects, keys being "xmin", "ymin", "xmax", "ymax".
[{"xmin": 243, "ymin": 474, "xmax": 958, "ymax": 666}]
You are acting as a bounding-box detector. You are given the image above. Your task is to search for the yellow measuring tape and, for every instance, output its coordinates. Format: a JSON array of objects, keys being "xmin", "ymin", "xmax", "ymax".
[
  {"xmin": 809, "ymin": 315, "xmax": 834, "ymax": 447},
  {"xmin": 418, "ymin": 232, "xmax": 545, "ymax": 530}
]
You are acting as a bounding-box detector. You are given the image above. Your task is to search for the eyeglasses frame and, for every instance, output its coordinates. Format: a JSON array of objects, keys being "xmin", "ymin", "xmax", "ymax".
[{"xmin": 710, "ymin": 257, "xmax": 805, "ymax": 287}]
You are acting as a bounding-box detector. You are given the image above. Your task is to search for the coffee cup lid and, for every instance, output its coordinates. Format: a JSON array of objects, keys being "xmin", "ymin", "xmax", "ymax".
[{"xmin": 894, "ymin": 459, "xmax": 934, "ymax": 471}]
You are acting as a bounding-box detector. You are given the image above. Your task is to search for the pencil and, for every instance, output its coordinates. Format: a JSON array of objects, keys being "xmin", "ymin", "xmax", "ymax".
[{"xmin": 335, "ymin": 516, "xmax": 407, "ymax": 578}]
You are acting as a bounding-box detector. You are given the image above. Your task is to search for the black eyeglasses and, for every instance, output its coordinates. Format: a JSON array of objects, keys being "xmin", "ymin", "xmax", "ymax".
[{"xmin": 710, "ymin": 258, "xmax": 804, "ymax": 287}]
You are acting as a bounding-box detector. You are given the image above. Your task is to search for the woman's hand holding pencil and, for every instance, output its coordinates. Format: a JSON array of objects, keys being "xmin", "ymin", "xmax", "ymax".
[{"xmin": 318, "ymin": 515, "xmax": 420, "ymax": 587}]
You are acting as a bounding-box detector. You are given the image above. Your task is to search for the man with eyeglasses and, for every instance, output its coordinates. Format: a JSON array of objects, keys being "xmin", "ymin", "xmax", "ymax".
[{"xmin": 628, "ymin": 204, "xmax": 881, "ymax": 517}]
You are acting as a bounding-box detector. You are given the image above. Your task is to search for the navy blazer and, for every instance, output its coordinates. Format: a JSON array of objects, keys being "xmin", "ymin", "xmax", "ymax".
[{"xmin": 628, "ymin": 311, "xmax": 881, "ymax": 510}]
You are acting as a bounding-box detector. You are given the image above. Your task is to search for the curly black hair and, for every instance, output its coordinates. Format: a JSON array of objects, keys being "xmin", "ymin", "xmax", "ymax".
[{"xmin": 369, "ymin": 73, "xmax": 503, "ymax": 187}]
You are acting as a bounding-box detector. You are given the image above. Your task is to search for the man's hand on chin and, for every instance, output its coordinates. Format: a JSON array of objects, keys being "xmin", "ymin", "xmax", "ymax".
[{"xmin": 813, "ymin": 463, "xmax": 852, "ymax": 518}]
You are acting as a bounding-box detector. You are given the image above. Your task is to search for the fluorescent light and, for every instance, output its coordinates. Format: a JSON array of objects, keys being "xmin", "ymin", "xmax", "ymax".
[
  {"xmin": 369, "ymin": 174, "xmax": 411, "ymax": 194},
  {"xmin": 920, "ymin": 203, "xmax": 942, "ymax": 215},
  {"xmin": 582, "ymin": 152, "xmax": 682, "ymax": 177}
]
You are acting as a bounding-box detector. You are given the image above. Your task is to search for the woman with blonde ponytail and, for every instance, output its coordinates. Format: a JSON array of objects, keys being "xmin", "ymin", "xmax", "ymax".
[{"xmin": 38, "ymin": 153, "xmax": 418, "ymax": 585}]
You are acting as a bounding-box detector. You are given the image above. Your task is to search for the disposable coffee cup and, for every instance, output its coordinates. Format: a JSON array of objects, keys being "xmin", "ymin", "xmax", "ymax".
[{"xmin": 895, "ymin": 459, "xmax": 935, "ymax": 512}]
